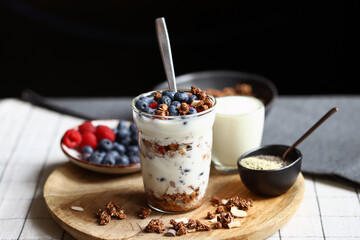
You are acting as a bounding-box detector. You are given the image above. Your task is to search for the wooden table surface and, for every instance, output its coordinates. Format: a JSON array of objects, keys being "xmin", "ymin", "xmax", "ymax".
[{"xmin": 0, "ymin": 98, "xmax": 359, "ymax": 240}]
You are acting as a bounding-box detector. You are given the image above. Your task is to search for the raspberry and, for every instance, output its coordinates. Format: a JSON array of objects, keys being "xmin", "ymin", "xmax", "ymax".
[
  {"xmin": 62, "ymin": 129, "xmax": 82, "ymax": 149},
  {"xmin": 80, "ymin": 132, "xmax": 97, "ymax": 150},
  {"xmin": 149, "ymin": 102, "xmax": 158, "ymax": 109},
  {"xmin": 157, "ymin": 146, "xmax": 166, "ymax": 155},
  {"xmin": 78, "ymin": 121, "xmax": 96, "ymax": 134},
  {"xmin": 96, "ymin": 125, "xmax": 115, "ymax": 142}
]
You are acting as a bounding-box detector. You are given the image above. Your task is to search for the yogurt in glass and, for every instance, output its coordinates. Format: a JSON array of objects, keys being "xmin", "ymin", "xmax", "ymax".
[{"xmin": 132, "ymin": 89, "xmax": 216, "ymax": 213}]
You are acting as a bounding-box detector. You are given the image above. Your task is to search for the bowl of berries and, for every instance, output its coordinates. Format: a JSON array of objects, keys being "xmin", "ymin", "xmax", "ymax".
[{"xmin": 60, "ymin": 119, "xmax": 141, "ymax": 174}]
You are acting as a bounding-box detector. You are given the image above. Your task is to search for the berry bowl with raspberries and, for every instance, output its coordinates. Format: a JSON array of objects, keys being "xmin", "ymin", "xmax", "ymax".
[{"xmin": 60, "ymin": 119, "xmax": 141, "ymax": 174}]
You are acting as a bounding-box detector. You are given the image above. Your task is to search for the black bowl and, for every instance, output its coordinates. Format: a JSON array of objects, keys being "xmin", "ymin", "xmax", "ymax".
[
  {"xmin": 237, "ymin": 145, "xmax": 302, "ymax": 197},
  {"xmin": 153, "ymin": 70, "xmax": 278, "ymax": 115}
]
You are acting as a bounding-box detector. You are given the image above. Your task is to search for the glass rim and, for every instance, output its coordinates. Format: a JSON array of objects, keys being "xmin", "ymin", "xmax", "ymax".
[
  {"xmin": 131, "ymin": 88, "xmax": 217, "ymax": 120},
  {"xmin": 214, "ymin": 95, "xmax": 264, "ymax": 117}
]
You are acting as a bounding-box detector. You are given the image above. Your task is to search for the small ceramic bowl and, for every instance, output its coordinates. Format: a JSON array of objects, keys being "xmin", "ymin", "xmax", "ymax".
[
  {"xmin": 60, "ymin": 119, "xmax": 141, "ymax": 174},
  {"xmin": 237, "ymin": 145, "xmax": 302, "ymax": 196}
]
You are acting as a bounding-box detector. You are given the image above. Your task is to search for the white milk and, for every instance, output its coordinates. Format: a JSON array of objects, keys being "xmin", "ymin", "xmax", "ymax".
[{"xmin": 212, "ymin": 96, "xmax": 264, "ymax": 172}]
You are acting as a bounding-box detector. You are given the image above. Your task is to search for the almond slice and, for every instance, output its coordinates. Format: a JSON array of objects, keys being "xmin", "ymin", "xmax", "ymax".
[
  {"xmin": 175, "ymin": 217, "xmax": 189, "ymax": 224},
  {"xmin": 228, "ymin": 220, "xmax": 241, "ymax": 229},
  {"xmin": 209, "ymin": 216, "xmax": 218, "ymax": 223},
  {"xmin": 230, "ymin": 206, "xmax": 247, "ymax": 217},
  {"xmin": 221, "ymin": 199, "xmax": 228, "ymax": 205},
  {"xmin": 70, "ymin": 206, "xmax": 84, "ymax": 212}
]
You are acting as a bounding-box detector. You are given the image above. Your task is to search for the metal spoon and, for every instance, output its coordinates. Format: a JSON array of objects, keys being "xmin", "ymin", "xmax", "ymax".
[
  {"xmin": 155, "ymin": 17, "xmax": 177, "ymax": 92},
  {"xmin": 282, "ymin": 107, "xmax": 339, "ymax": 160}
]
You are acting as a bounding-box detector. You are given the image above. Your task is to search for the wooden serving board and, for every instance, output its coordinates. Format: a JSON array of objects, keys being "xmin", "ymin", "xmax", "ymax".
[{"xmin": 44, "ymin": 162, "xmax": 304, "ymax": 240}]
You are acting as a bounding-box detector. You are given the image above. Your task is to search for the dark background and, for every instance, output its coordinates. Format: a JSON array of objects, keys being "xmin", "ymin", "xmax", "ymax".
[{"xmin": 0, "ymin": 1, "xmax": 356, "ymax": 98}]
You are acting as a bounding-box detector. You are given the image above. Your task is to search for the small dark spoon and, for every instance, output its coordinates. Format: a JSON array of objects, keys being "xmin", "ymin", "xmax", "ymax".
[{"xmin": 282, "ymin": 107, "xmax": 338, "ymax": 160}]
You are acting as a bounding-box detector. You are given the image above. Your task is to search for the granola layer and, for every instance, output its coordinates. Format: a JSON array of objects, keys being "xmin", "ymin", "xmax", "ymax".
[{"xmin": 147, "ymin": 189, "xmax": 204, "ymax": 212}]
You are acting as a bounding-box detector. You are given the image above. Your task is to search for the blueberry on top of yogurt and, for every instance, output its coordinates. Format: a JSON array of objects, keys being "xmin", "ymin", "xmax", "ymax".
[{"xmin": 134, "ymin": 86, "xmax": 213, "ymax": 116}]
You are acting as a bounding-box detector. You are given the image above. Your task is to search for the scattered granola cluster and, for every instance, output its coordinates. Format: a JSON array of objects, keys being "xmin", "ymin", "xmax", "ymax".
[
  {"xmin": 138, "ymin": 206, "xmax": 152, "ymax": 219},
  {"xmin": 96, "ymin": 201, "xmax": 126, "ymax": 225},
  {"xmin": 206, "ymin": 195, "xmax": 253, "ymax": 229},
  {"xmin": 169, "ymin": 218, "xmax": 210, "ymax": 236},
  {"xmin": 144, "ymin": 219, "xmax": 166, "ymax": 233},
  {"xmin": 95, "ymin": 196, "xmax": 253, "ymax": 236},
  {"xmin": 143, "ymin": 195, "xmax": 252, "ymax": 236},
  {"xmin": 144, "ymin": 218, "xmax": 210, "ymax": 236}
]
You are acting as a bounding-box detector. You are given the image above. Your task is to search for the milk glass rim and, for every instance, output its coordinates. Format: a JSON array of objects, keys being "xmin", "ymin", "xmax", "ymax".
[
  {"xmin": 215, "ymin": 95, "xmax": 264, "ymax": 117},
  {"xmin": 131, "ymin": 88, "xmax": 217, "ymax": 120}
]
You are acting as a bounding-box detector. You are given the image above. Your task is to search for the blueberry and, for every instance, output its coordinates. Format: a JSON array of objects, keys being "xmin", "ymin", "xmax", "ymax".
[
  {"xmin": 158, "ymin": 96, "xmax": 172, "ymax": 106},
  {"xmin": 112, "ymin": 142, "xmax": 126, "ymax": 154},
  {"xmin": 168, "ymin": 105, "xmax": 179, "ymax": 116},
  {"xmin": 97, "ymin": 139, "xmax": 114, "ymax": 152},
  {"xmin": 119, "ymin": 136, "xmax": 131, "ymax": 146},
  {"xmin": 174, "ymin": 91, "xmax": 189, "ymax": 103},
  {"xmin": 145, "ymin": 108, "xmax": 156, "ymax": 115},
  {"xmin": 81, "ymin": 147, "xmax": 93, "ymax": 160},
  {"xmin": 139, "ymin": 96, "xmax": 150, "ymax": 102},
  {"xmin": 148, "ymin": 99, "xmax": 156, "ymax": 105},
  {"xmin": 187, "ymin": 94, "xmax": 198, "ymax": 104},
  {"xmin": 127, "ymin": 145, "xmax": 139, "ymax": 156},
  {"xmin": 102, "ymin": 153, "xmax": 116, "ymax": 165},
  {"xmin": 116, "ymin": 128, "xmax": 131, "ymax": 140},
  {"xmin": 108, "ymin": 150, "xmax": 120, "ymax": 158},
  {"xmin": 116, "ymin": 155, "xmax": 130, "ymax": 165},
  {"xmin": 171, "ymin": 101, "xmax": 181, "ymax": 108},
  {"xmin": 81, "ymin": 152, "xmax": 91, "ymax": 161},
  {"xmin": 162, "ymin": 90, "xmax": 176, "ymax": 100},
  {"xmin": 81, "ymin": 145, "xmax": 93, "ymax": 154},
  {"xmin": 187, "ymin": 107, "xmax": 197, "ymax": 115},
  {"xmin": 130, "ymin": 135, "xmax": 138, "ymax": 145},
  {"xmin": 117, "ymin": 120, "xmax": 128, "ymax": 130},
  {"xmin": 129, "ymin": 155, "xmax": 140, "ymax": 164},
  {"xmin": 129, "ymin": 122, "xmax": 137, "ymax": 134},
  {"xmin": 135, "ymin": 97, "xmax": 150, "ymax": 112},
  {"xmin": 89, "ymin": 151, "xmax": 105, "ymax": 164}
]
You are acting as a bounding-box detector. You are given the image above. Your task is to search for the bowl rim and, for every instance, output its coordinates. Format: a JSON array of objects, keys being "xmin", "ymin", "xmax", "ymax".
[
  {"xmin": 60, "ymin": 119, "xmax": 141, "ymax": 169},
  {"xmin": 153, "ymin": 70, "xmax": 278, "ymax": 110},
  {"xmin": 237, "ymin": 144, "xmax": 302, "ymax": 173},
  {"xmin": 214, "ymin": 95, "xmax": 264, "ymax": 117}
]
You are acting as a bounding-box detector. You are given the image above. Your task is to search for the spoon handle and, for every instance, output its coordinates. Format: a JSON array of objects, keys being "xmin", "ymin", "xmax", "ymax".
[
  {"xmin": 155, "ymin": 17, "xmax": 177, "ymax": 92},
  {"xmin": 282, "ymin": 107, "xmax": 338, "ymax": 160}
]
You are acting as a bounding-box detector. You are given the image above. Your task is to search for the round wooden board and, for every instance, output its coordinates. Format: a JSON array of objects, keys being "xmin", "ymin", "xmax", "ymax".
[{"xmin": 44, "ymin": 162, "xmax": 304, "ymax": 240}]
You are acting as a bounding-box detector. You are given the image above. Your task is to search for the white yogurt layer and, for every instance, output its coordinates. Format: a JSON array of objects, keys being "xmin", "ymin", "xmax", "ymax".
[{"xmin": 133, "ymin": 107, "xmax": 216, "ymax": 205}]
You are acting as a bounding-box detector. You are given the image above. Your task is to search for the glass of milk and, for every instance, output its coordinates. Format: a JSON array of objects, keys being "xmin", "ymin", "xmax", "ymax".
[
  {"xmin": 212, "ymin": 96, "xmax": 265, "ymax": 173},
  {"xmin": 132, "ymin": 89, "xmax": 216, "ymax": 213}
]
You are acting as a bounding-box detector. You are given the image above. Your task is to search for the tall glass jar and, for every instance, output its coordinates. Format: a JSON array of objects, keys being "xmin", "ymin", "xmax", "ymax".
[{"xmin": 132, "ymin": 89, "xmax": 216, "ymax": 213}]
